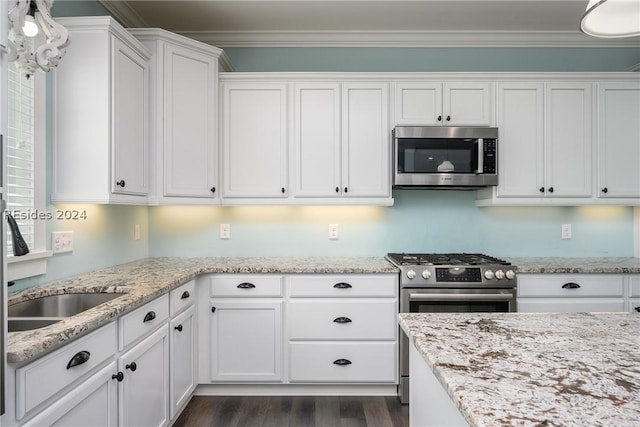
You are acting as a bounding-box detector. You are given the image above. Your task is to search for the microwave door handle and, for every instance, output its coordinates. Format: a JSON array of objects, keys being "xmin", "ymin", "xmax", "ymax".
[{"xmin": 476, "ymin": 138, "xmax": 484, "ymax": 174}]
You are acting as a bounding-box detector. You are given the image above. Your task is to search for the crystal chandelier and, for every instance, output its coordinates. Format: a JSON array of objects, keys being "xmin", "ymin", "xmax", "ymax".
[
  {"xmin": 580, "ymin": 0, "xmax": 640, "ymax": 38},
  {"xmin": 7, "ymin": 0, "xmax": 70, "ymax": 79}
]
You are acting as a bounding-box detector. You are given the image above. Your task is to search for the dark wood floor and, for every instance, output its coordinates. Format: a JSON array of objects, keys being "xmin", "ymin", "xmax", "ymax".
[{"xmin": 173, "ymin": 396, "xmax": 409, "ymax": 427}]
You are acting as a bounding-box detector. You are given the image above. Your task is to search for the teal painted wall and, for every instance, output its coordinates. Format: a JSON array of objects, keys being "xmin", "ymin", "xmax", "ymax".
[{"xmin": 11, "ymin": 1, "xmax": 638, "ymax": 290}]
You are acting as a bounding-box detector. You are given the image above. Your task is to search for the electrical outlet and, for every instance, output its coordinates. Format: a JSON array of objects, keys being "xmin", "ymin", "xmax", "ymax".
[
  {"xmin": 134, "ymin": 224, "xmax": 141, "ymax": 241},
  {"xmin": 52, "ymin": 231, "xmax": 74, "ymax": 254},
  {"xmin": 561, "ymin": 224, "xmax": 572, "ymax": 240},
  {"xmin": 220, "ymin": 224, "xmax": 231, "ymax": 240},
  {"xmin": 329, "ymin": 224, "xmax": 339, "ymax": 240}
]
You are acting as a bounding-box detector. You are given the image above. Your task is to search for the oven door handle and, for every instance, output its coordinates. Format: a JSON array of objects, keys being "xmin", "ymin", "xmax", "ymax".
[{"xmin": 409, "ymin": 293, "xmax": 513, "ymax": 301}]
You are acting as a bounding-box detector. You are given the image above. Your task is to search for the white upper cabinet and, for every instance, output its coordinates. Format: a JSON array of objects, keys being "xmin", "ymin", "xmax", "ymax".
[
  {"xmin": 53, "ymin": 17, "xmax": 150, "ymax": 204},
  {"xmin": 596, "ymin": 83, "xmax": 640, "ymax": 199},
  {"xmin": 131, "ymin": 29, "xmax": 223, "ymax": 205},
  {"xmin": 222, "ymin": 83, "xmax": 288, "ymax": 199},
  {"xmin": 394, "ymin": 82, "xmax": 491, "ymax": 126},
  {"xmin": 294, "ymin": 82, "xmax": 391, "ymax": 201}
]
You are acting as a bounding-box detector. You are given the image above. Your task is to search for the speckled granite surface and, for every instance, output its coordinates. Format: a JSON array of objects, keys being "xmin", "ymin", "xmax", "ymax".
[
  {"xmin": 399, "ymin": 312, "xmax": 640, "ymax": 427},
  {"xmin": 8, "ymin": 257, "xmax": 397, "ymax": 363},
  {"xmin": 511, "ymin": 257, "xmax": 640, "ymax": 274}
]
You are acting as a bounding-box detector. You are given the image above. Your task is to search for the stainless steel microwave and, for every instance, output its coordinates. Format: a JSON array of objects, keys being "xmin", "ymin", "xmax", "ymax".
[{"xmin": 392, "ymin": 126, "xmax": 498, "ymax": 188}]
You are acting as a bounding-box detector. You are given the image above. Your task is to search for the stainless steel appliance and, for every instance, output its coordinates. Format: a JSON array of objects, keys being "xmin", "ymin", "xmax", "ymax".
[
  {"xmin": 386, "ymin": 252, "xmax": 517, "ymax": 404},
  {"xmin": 392, "ymin": 126, "xmax": 498, "ymax": 188}
]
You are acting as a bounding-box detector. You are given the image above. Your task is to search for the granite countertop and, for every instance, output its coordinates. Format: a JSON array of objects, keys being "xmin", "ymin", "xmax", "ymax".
[
  {"xmin": 399, "ymin": 312, "xmax": 640, "ymax": 427},
  {"xmin": 8, "ymin": 256, "xmax": 397, "ymax": 364},
  {"xmin": 511, "ymin": 257, "xmax": 640, "ymax": 274}
]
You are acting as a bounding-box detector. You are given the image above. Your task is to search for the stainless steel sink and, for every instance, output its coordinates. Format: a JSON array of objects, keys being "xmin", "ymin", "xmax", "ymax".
[{"xmin": 7, "ymin": 293, "xmax": 124, "ymax": 332}]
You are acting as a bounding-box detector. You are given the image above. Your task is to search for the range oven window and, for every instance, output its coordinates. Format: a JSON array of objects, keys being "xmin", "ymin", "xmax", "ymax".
[
  {"xmin": 410, "ymin": 300, "xmax": 511, "ymax": 313},
  {"xmin": 397, "ymin": 138, "xmax": 478, "ymax": 174}
]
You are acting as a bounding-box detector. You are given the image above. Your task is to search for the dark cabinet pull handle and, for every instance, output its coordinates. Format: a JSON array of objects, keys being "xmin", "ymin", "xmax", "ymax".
[
  {"xmin": 548, "ymin": 187, "xmax": 554, "ymax": 193},
  {"xmin": 562, "ymin": 282, "xmax": 581, "ymax": 289},
  {"xmin": 181, "ymin": 291, "xmax": 190, "ymax": 300},
  {"xmin": 210, "ymin": 187, "xmax": 216, "ymax": 193},
  {"xmin": 116, "ymin": 180, "xmax": 126, "ymax": 188},
  {"xmin": 126, "ymin": 362, "xmax": 137, "ymax": 372},
  {"xmin": 333, "ymin": 359, "xmax": 352, "ymax": 366},
  {"xmin": 281, "ymin": 187, "xmax": 285, "ymax": 194},
  {"xmin": 333, "ymin": 317, "xmax": 352, "ymax": 324},
  {"xmin": 211, "ymin": 306, "xmax": 216, "ymax": 313},
  {"xmin": 237, "ymin": 282, "xmax": 256, "ymax": 289},
  {"xmin": 175, "ymin": 324, "xmax": 183, "ymax": 332},
  {"xmin": 66, "ymin": 350, "xmax": 90, "ymax": 369},
  {"xmin": 437, "ymin": 115, "xmax": 442, "ymax": 122},
  {"xmin": 143, "ymin": 311, "xmax": 156, "ymax": 323},
  {"xmin": 446, "ymin": 115, "xmax": 451, "ymax": 122},
  {"xmin": 333, "ymin": 282, "xmax": 352, "ymax": 289},
  {"xmin": 601, "ymin": 187, "xmax": 608, "ymax": 194},
  {"xmin": 539, "ymin": 187, "xmax": 545, "ymax": 193},
  {"xmin": 112, "ymin": 372, "xmax": 124, "ymax": 382},
  {"xmin": 335, "ymin": 187, "xmax": 339, "ymax": 193},
  {"xmin": 635, "ymin": 307, "xmax": 640, "ymax": 312}
]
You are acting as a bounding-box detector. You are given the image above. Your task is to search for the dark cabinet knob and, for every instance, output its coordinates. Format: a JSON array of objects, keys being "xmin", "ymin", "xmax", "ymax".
[
  {"xmin": 66, "ymin": 351, "xmax": 91, "ymax": 369},
  {"xmin": 635, "ymin": 307, "xmax": 640, "ymax": 312},
  {"xmin": 126, "ymin": 362, "xmax": 137, "ymax": 372},
  {"xmin": 116, "ymin": 180, "xmax": 126, "ymax": 188},
  {"xmin": 281, "ymin": 187, "xmax": 285, "ymax": 194},
  {"xmin": 237, "ymin": 282, "xmax": 256, "ymax": 289},
  {"xmin": 333, "ymin": 317, "xmax": 352, "ymax": 324},
  {"xmin": 333, "ymin": 282, "xmax": 352, "ymax": 289},
  {"xmin": 446, "ymin": 115, "xmax": 451, "ymax": 122},
  {"xmin": 211, "ymin": 306, "xmax": 216, "ymax": 313},
  {"xmin": 335, "ymin": 187, "xmax": 339, "ymax": 193},
  {"xmin": 333, "ymin": 359, "xmax": 352, "ymax": 366},
  {"xmin": 143, "ymin": 311, "xmax": 156, "ymax": 323},
  {"xmin": 539, "ymin": 187, "xmax": 545, "ymax": 193},
  {"xmin": 344, "ymin": 187, "xmax": 348, "ymax": 193},
  {"xmin": 601, "ymin": 187, "xmax": 608, "ymax": 194},
  {"xmin": 437, "ymin": 115, "xmax": 442, "ymax": 122},
  {"xmin": 210, "ymin": 187, "xmax": 216, "ymax": 193},
  {"xmin": 561, "ymin": 282, "xmax": 581, "ymax": 289},
  {"xmin": 181, "ymin": 291, "xmax": 190, "ymax": 300},
  {"xmin": 548, "ymin": 187, "xmax": 554, "ymax": 193},
  {"xmin": 112, "ymin": 372, "xmax": 124, "ymax": 382},
  {"xmin": 175, "ymin": 324, "xmax": 183, "ymax": 332}
]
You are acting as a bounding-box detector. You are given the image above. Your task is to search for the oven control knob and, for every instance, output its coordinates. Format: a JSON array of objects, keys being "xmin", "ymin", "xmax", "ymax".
[
  {"xmin": 406, "ymin": 270, "xmax": 416, "ymax": 280},
  {"xmin": 505, "ymin": 270, "xmax": 516, "ymax": 280},
  {"xmin": 421, "ymin": 270, "xmax": 431, "ymax": 279},
  {"xmin": 495, "ymin": 270, "xmax": 505, "ymax": 280},
  {"xmin": 484, "ymin": 270, "xmax": 495, "ymax": 280}
]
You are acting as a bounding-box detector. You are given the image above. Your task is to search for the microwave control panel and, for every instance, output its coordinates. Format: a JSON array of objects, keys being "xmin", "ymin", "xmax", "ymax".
[{"xmin": 483, "ymin": 139, "xmax": 497, "ymax": 173}]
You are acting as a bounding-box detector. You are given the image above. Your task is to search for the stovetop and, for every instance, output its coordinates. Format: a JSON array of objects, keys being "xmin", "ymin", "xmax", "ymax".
[{"xmin": 386, "ymin": 252, "xmax": 511, "ymax": 267}]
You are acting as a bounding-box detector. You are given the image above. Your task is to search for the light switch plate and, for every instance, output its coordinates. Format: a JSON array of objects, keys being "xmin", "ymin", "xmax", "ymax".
[
  {"xmin": 220, "ymin": 224, "xmax": 231, "ymax": 240},
  {"xmin": 52, "ymin": 231, "xmax": 74, "ymax": 253},
  {"xmin": 329, "ymin": 224, "xmax": 339, "ymax": 240},
  {"xmin": 561, "ymin": 224, "xmax": 572, "ymax": 240}
]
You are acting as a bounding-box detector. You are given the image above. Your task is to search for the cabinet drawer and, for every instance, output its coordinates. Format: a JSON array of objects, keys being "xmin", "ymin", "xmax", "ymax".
[
  {"xmin": 288, "ymin": 275, "xmax": 397, "ymax": 298},
  {"xmin": 518, "ymin": 275, "xmax": 624, "ymax": 298},
  {"xmin": 288, "ymin": 300, "xmax": 397, "ymax": 340},
  {"xmin": 15, "ymin": 322, "xmax": 117, "ymax": 420},
  {"xmin": 629, "ymin": 276, "xmax": 640, "ymax": 297},
  {"xmin": 289, "ymin": 342, "xmax": 396, "ymax": 383},
  {"xmin": 170, "ymin": 280, "xmax": 196, "ymax": 315},
  {"xmin": 119, "ymin": 294, "xmax": 169, "ymax": 350},
  {"xmin": 517, "ymin": 299, "xmax": 625, "ymax": 313},
  {"xmin": 208, "ymin": 275, "xmax": 283, "ymax": 297}
]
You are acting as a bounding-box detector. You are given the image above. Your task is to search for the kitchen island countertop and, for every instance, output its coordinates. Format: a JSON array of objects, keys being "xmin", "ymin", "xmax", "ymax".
[
  {"xmin": 399, "ymin": 312, "xmax": 640, "ymax": 427},
  {"xmin": 8, "ymin": 257, "xmax": 397, "ymax": 363}
]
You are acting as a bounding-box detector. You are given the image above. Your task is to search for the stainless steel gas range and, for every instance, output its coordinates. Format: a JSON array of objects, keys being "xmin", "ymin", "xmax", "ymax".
[{"xmin": 386, "ymin": 252, "xmax": 518, "ymax": 404}]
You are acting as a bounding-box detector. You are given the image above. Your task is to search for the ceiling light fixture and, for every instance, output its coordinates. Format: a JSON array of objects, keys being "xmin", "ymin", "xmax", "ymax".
[
  {"xmin": 7, "ymin": 0, "xmax": 70, "ymax": 79},
  {"xmin": 580, "ymin": 0, "xmax": 640, "ymax": 38}
]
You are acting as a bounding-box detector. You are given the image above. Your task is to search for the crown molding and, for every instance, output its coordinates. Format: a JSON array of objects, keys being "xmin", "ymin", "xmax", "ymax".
[
  {"xmin": 98, "ymin": 0, "xmax": 148, "ymax": 28},
  {"xmin": 177, "ymin": 30, "xmax": 640, "ymax": 48}
]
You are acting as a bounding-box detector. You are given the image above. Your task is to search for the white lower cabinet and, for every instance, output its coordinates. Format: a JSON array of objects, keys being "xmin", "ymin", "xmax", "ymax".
[
  {"xmin": 118, "ymin": 325, "xmax": 169, "ymax": 427},
  {"xmin": 517, "ymin": 274, "xmax": 626, "ymax": 313},
  {"xmin": 170, "ymin": 305, "xmax": 197, "ymax": 418}
]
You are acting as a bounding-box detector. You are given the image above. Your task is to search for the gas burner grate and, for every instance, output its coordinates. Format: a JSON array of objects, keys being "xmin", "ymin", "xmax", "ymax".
[{"xmin": 387, "ymin": 252, "xmax": 511, "ymax": 266}]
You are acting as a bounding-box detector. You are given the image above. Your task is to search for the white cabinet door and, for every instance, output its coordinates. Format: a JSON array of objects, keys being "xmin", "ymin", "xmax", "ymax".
[
  {"xmin": 209, "ymin": 300, "xmax": 282, "ymax": 382},
  {"xmin": 294, "ymin": 83, "xmax": 341, "ymax": 197},
  {"xmin": 597, "ymin": 83, "xmax": 640, "ymax": 198},
  {"xmin": 163, "ymin": 44, "xmax": 218, "ymax": 199},
  {"xmin": 119, "ymin": 325, "xmax": 169, "ymax": 427},
  {"xmin": 495, "ymin": 83, "xmax": 545, "ymax": 198},
  {"xmin": 222, "ymin": 84, "xmax": 288, "ymax": 198},
  {"xmin": 170, "ymin": 305, "xmax": 197, "ymax": 420},
  {"xmin": 111, "ymin": 36, "xmax": 149, "ymax": 196},
  {"xmin": 23, "ymin": 363, "xmax": 118, "ymax": 427},
  {"xmin": 394, "ymin": 82, "xmax": 442, "ymax": 126},
  {"xmin": 342, "ymin": 83, "xmax": 390, "ymax": 198},
  {"xmin": 444, "ymin": 82, "xmax": 492, "ymax": 126},
  {"xmin": 544, "ymin": 83, "xmax": 593, "ymax": 198}
]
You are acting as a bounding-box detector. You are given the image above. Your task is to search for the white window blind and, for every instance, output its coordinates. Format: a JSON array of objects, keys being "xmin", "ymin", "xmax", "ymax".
[{"xmin": 6, "ymin": 62, "xmax": 35, "ymax": 255}]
